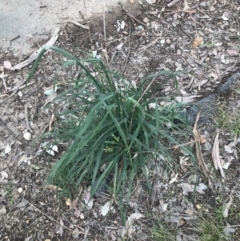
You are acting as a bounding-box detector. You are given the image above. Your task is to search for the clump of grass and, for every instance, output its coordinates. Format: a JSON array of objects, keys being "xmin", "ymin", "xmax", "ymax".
[
  {"xmin": 150, "ymin": 222, "xmax": 176, "ymax": 241},
  {"xmin": 198, "ymin": 219, "xmax": 227, "ymax": 241},
  {"xmin": 216, "ymin": 103, "xmax": 240, "ymax": 138},
  {"xmin": 28, "ymin": 46, "xmax": 193, "ymax": 208},
  {"xmin": 204, "ymin": 42, "xmax": 216, "ymax": 48}
]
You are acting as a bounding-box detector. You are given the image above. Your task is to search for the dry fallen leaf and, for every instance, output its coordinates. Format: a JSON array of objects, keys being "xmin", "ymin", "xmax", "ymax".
[
  {"xmin": 227, "ymin": 49, "xmax": 238, "ymax": 56},
  {"xmin": 169, "ymin": 173, "xmax": 178, "ymax": 184},
  {"xmin": 223, "ymin": 224, "xmax": 236, "ymax": 236},
  {"xmin": 193, "ymin": 113, "xmax": 209, "ymax": 179},
  {"xmin": 0, "ymin": 171, "xmax": 8, "ymax": 180},
  {"xmin": 83, "ymin": 187, "xmax": 93, "ymax": 209},
  {"xmin": 179, "ymin": 183, "xmax": 194, "ymax": 195},
  {"xmin": 72, "ymin": 228, "xmax": 80, "ymax": 239},
  {"xmin": 159, "ymin": 199, "xmax": 168, "ymax": 212},
  {"xmin": 122, "ymin": 212, "xmax": 144, "ymax": 238},
  {"xmin": 57, "ymin": 219, "xmax": 64, "ymax": 236},
  {"xmin": 196, "ymin": 183, "xmax": 208, "ymax": 194},
  {"xmin": 179, "ymin": 183, "xmax": 208, "ymax": 195},
  {"xmin": 224, "ymin": 145, "xmax": 234, "ymax": 153},
  {"xmin": 100, "ymin": 201, "xmax": 111, "ymax": 216},
  {"xmin": 212, "ymin": 133, "xmax": 220, "ymax": 170},
  {"xmin": 0, "ymin": 206, "xmax": 7, "ymax": 215},
  {"xmin": 222, "ymin": 12, "xmax": 229, "ymax": 21},
  {"xmin": 212, "ymin": 133, "xmax": 225, "ymax": 179},
  {"xmin": 222, "ymin": 197, "xmax": 232, "ymax": 218},
  {"xmin": 175, "ymin": 95, "xmax": 200, "ymax": 104},
  {"xmin": 192, "ymin": 37, "xmax": 203, "ymax": 48}
]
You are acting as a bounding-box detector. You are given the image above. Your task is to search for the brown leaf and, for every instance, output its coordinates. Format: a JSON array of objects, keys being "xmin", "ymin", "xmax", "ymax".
[
  {"xmin": 212, "ymin": 133, "xmax": 225, "ymax": 179},
  {"xmin": 192, "ymin": 37, "xmax": 203, "ymax": 48},
  {"xmin": 193, "ymin": 113, "xmax": 209, "ymax": 178}
]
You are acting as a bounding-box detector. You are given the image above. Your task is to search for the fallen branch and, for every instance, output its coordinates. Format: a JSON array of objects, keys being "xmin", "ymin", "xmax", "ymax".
[{"xmin": 10, "ymin": 28, "xmax": 60, "ymax": 71}]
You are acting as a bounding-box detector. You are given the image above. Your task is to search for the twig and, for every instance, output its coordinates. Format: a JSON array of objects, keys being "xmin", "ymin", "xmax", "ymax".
[
  {"xmin": 118, "ymin": 1, "xmax": 146, "ymax": 27},
  {"xmin": 103, "ymin": 13, "xmax": 106, "ymax": 41},
  {"xmin": 121, "ymin": 26, "xmax": 131, "ymax": 76},
  {"xmin": 137, "ymin": 37, "xmax": 161, "ymax": 55},
  {"xmin": 49, "ymin": 113, "xmax": 55, "ymax": 132},
  {"xmin": 167, "ymin": 0, "xmax": 181, "ymax": 7},
  {"xmin": 151, "ymin": 176, "xmax": 158, "ymax": 206},
  {"xmin": 10, "ymin": 28, "xmax": 60, "ymax": 71},
  {"xmin": 161, "ymin": 7, "xmax": 196, "ymax": 21},
  {"xmin": 192, "ymin": 112, "xmax": 213, "ymax": 189},
  {"xmin": 79, "ymin": 10, "xmax": 86, "ymax": 22},
  {"xmin": 190, "ymin": 57, "xmax": 211, "ymax": 68},
  {"xmin": 68, "ymin": 20, "xmax": 90, "ymax": 30},
  {"xmin": 27, "ymin": 201, "xmax": 88, "ymax": 235},
  {"xmin": 24, "ymin": 104, "xmax": 33, "ymax": 133},
  {"xmin": 0, "ymin": 72, "xmax": 7, "ymax": 91},
  {"xmin": 10, "ymin": 35, "xmax": 20, "ymax": 43},
  {"xmin": 137, "ymin": 73, "xmax": 159, "ymax": 103}
]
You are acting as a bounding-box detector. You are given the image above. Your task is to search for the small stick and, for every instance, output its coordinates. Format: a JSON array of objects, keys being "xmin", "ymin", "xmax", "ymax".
[
  {"xmin": 27, "ymin": 201, "xmax": 88, "ymax": 235},
  {"xmin": 79, "ymin": 10, "xmax": 86, "ymax": 22},
  {"xmin": 103, "ymin": 12, "xmax": 106, "ymax": 41},
  {"xmin": 118, "ymin": 1, "xmax": 146, "ymax": 27},
  {"xmin": 68, "ymin": 20, "xmax": 90, "ymax": 30},
  {"xmin": 10, "ymin": 35, "xmax": 20, "ymax": 43},
  {"xmin": 167, "ymin": 0, "xmax": 181, "ymax": 7},
  {"xmin": 137, "ymin": 73, "xmax": 159, "ymax": 103},
  {"xmin": 137, "ymin": 37, "xmax": 161, "ymax": 55},
  {"xmin": 49, "ymin": 113, "xmax": 55, "ymax": 132},
  {"xmin": 121, "ymin": 27, "xmax": 131, "ymax": 76},
  {"xmin": 0, "ymin": 72, "xmax": 7, "ymax": 91},
  {"xmin": 24, "ymin": 104, "xmax": 33, "ymax": 133}
]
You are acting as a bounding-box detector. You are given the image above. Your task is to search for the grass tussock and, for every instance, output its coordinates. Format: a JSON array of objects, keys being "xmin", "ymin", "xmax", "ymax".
[
  {"xmin": 28, "ymin": 46, "xmax": 193, "ymax": 206},
  {"xmin": 198, "ymin": 219, "xmax": 227, "ymax": 241}
]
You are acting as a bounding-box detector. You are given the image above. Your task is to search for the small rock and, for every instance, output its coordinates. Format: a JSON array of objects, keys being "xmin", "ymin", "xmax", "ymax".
[
  {"xmin": 19, "ymin": 112, "xmax": 25, "ymax": 119},
  {"xmin": 23, "ymin": 132, "xmax": 31, "ymax": 140},
  {"xmin": 18, "ymin": 187, "xmax": 23, "ymax": 193},
  {"xmin": 166, "ymin": 39, "xmax": 171, "ymax": 44},
  {"xmin": 205, "ymin": 141, "xmax": 212, "ymax": 152}
]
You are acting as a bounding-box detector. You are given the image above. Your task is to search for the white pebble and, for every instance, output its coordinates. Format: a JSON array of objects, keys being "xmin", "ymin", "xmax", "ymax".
[
  {"xmin": 18, "ymin": 187, "xmax": 23, "ymax": 193},
  {"xmin": 23, "ymin": 132, "xmax": 31, "ymax": 140}
]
